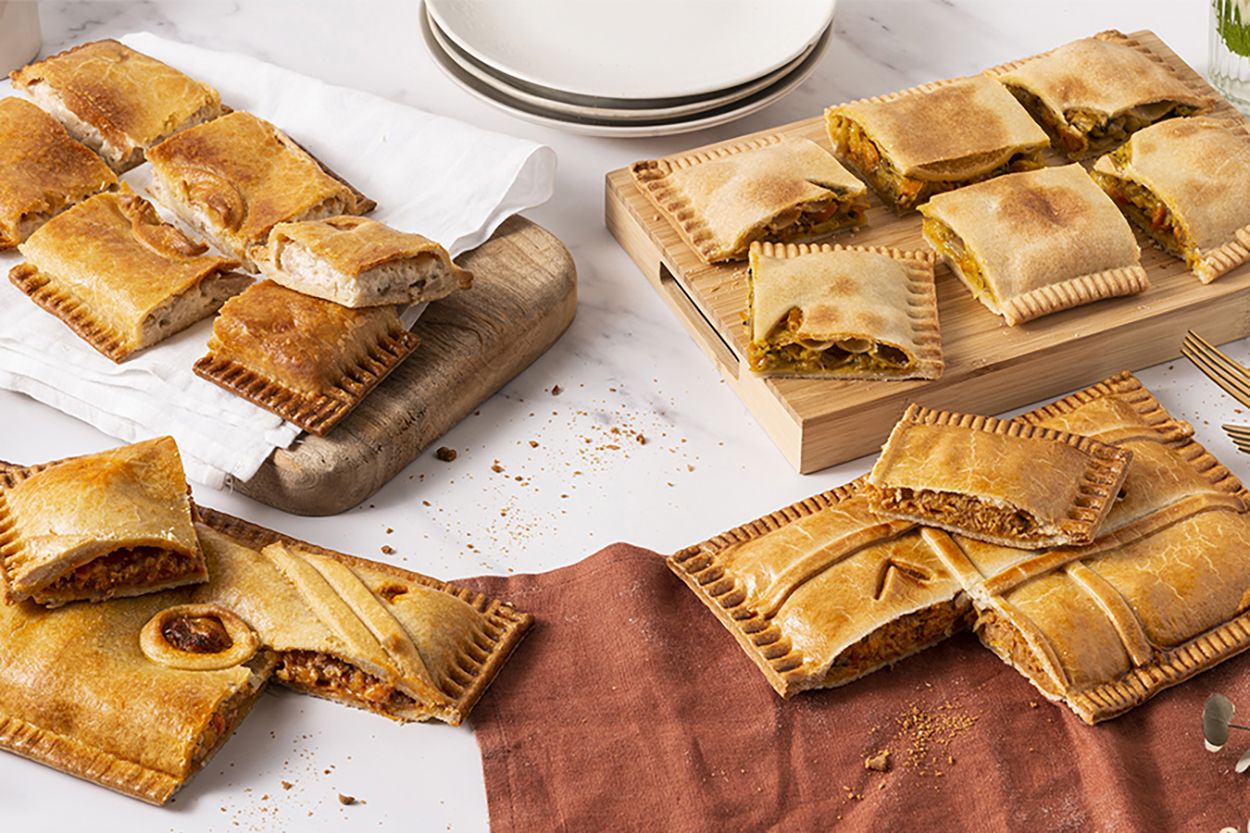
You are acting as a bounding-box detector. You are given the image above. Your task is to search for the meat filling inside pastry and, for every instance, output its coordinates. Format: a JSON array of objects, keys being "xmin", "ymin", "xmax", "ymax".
[
  {"xmin": 10, "ymin": 39, "xmax": 223, "ymax": 172},
  {"xmin": 746, "ymin": 242, "xmax": 942, "ymax": 380},
  {"xmin": 254, "ymin": 215, "xmax": 472, "ymax": 308},
  {"xmin": 1091, "ymin": 116, "xmax": 1250, "ymax": 283},
  {"xmin": 867, "ymin": 404, "xmax": 1132, "ymax": 548},
  {"xmin": 918, "ymin": 164, "xmax": 1148, "ymax": 325},
  {"xmin": 631, "ymin": 136, "xmax": 869, "ymax": 263},
  {"xmin": 825, "ymin": 74, "xmax": 1049, "ymax": 213},
  {"xmin": 0, "ymin": 97, "xmax": 118, "ymax": 250},
  {"xmin": 990, "ymin": 32, "xmax": 1208, "ymax": 159},
  {"xmin": 8, "ymin": 188, "xmax": 249, "ymax": 362},
  {"xmin": 0, "ymin": 436, "xmax": 207, "ymax": 607}
]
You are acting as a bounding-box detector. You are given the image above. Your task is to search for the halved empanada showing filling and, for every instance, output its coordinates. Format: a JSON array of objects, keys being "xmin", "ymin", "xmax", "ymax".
[
  {"xmin": 990, "ymin": 33, "xmax": 1208, "ymax": 160},
  {"xmin": 825, "ymin": 75, "xmax": 1050, "ymax": 213},
  {"xmin": 274, "ymin": 649, "xmax": 420, "ymax": 715},
  {"xmin": 1090, "ymin": 117, "xmax": 1250, "ymax": 284},
  {"xmin": 631, "ymin": 137, "xmax": 870, "ymax": 263},
  {"xmin": 746, "ymin": 242, "xmax": 942, "ymax": 380},
  {"xmin": 0, "ymin": 436, "xmax": 207, "ymax": 607},
  {"xmin": 829, "ymin": 114, "xmax": 1044, "ymax": 212}
]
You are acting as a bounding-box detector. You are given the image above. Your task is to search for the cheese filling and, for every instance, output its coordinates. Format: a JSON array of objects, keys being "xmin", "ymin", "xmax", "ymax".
[
  {"xmin": 275, "ymin": 650, "xmax": 417, "ymax": 713},
  {"xmin": 876, "ymin": 487, "xmax": 1044, "ymax": 540},
  {"xmin": 749, "ymin": 308, "xmax": 913, "ymax": 374},
  {"xmin": 830, "ymin": 115, "xmax": 1043, "ymax": 210}
]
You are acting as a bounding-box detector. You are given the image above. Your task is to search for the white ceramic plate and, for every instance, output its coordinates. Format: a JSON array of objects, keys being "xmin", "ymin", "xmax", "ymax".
[
  {"xmin": 422, "ymin": 7, "xmax": 831, "ymax": 137},
  {"xmin": 426, "ymin": 0, "xmax": 835, "ymax": 101},
  {"xmin": 428, "ymin": 12, "xmax": 819, "ymax": 123}
]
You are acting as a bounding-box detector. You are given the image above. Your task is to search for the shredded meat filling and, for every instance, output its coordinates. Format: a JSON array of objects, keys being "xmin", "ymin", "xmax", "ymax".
[
  {"xmin": 878, "ymin": 487, "xmax": 1042, "ymax": 539},
  {"xmin": 976, "ymin": 609, "xmax": 1060, "ymax": 695},
  {"xmin": 831, "ymin": 115, "xmax": 1043, "ymax": 210},
  {"xmin": 163, "ymin": 615, "xmax": 233, "ymax": 654},
  {"xmin": 825, "ymin": 597, "xmax": 973, "ymax": 686},
  {"xmin": 43, "ymin": 546, "xmax": 194, "ymax": 594},
  {"xmin": 275, "ymin": 650, "xmax": 416, "ymax": 711}
]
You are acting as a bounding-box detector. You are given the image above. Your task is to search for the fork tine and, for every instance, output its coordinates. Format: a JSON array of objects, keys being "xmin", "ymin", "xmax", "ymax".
[
  {"xmin": 1231, "ymin": 437, "xmax": 1250, "ymax": 455},
  {"xmin": 1183, "ymin": 341, "xmax": 1250, "ymax": 407},
  {"xmin": 1223, "ymin": 424, "xmax": 1250, "ymax": 439},
  {"xmin": 1225, "ymin": 429, "xmax": 1250, "ymax": 449},
  {"xmin": 1185, "ymin": 330, "xmax": 1250, "ymax": 382}
]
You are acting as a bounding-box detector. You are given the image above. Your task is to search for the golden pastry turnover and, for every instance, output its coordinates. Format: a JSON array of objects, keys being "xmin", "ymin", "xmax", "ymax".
[
  {"xmin": 868, "ymin": 404, "xmax": 1132, "ymax": 548},
  {"xmin": 146, "ymin": 111, "xmax": 372, "ymax": 266},
  {"xmin": 825, "ymin": 74, "xmax": 1049, "ymax": 213},
  {"xmin": 8, "ymin": 188, "xmax": 249, "ymax": 362},
  {"xmin": 989, "ymin": 31, "xmax": 1208, "ymax": 160},
  {"xmin": 926, "ymin": 371, "xmax": 1250, "ymax": 723},
  {"xmin": 631, "ymin": 135, "xmax": 869, "ymax": 263},
  {"xmin": 194, "ymin": 280, "xmax": 420, "ymax": 436},
  {"xmin": 746, "ymin": 242, "xmax": 941, "ymax": 380},
  {"xmin": 254, "ymin": 215, "xmax": 473, "ymax": 308},
  {"xmin": 10, "ymin": 39, "xmax": 223, "ymax": 172},
  {"xmin": 1092, "ymin": 116, "xmax": 1250, "ymax": 283},
  {"xmin": 918, "ymin": 164, "xmax": 1148, "ymax": 325},
  {"xmin": 0, "ymin": 97, "xmax": 117, "ymax": 250},
  {"xmin": 0, "ymin": 437, "xmax": 207, "ymax": 607},
  {"xmin": 0, "ymin": 455, "xmax": 531, "ymax": 804},
  {"xmin": 668, "ymin": 478, "xmax": 971, "ymax": 697}
]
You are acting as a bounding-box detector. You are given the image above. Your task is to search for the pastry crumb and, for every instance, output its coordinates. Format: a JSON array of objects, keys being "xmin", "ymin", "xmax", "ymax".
[
  {"xmin": 434, "ymin": 447, "xmax": 457, "ymax": 462},
  {"xmin": 338, "ymin": 794, "xmax": 357, "ymax": 806},
  {"xmin": 529, "ymin": 440, "xmax": 539, "ymax": 448},
  {"xmin": 551, "ymin": 385, "xmax": 562, "ymax": 395},
  {"xmin": 281, "ymin": 781, "xmax": 293, "ymax": 790},
  {"xmin": 864, "ymin": 749, "xmax": 891, "ymax": 772},
  {"xmin": 380, "ymin": 545, "xmax": 394, "ymax": 555}
]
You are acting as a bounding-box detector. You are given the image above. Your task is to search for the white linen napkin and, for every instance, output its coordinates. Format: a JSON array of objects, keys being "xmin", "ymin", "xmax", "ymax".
[{"xmin": 0, "ymin": 32, "xmax": 557, "ymax": 488}]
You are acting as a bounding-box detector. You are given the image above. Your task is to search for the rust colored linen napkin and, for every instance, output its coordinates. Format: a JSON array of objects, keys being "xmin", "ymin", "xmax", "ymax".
[{"xmin": 463, "ymin": 544, "xmax": 1248, "ymax": 832}]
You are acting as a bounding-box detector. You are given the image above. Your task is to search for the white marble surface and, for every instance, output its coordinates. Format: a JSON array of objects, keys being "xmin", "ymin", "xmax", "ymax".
[{"xmin": 0, "ymin": 1, "xmax": 1240, "ymax": 830}]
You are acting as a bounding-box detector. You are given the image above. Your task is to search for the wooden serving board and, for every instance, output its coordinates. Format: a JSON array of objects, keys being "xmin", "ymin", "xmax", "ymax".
[
  {"xmin": 232, "ymin": 215, "xmax": 576, "ymax": 516},
  {"xmin": 605, "ymin": 30, "xmax": 1250, "ymax": 474}
]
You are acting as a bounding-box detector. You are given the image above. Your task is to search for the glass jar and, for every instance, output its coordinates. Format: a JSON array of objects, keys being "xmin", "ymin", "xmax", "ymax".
[{"xmin": 1212, "ymin": 0, "xmax": 1250, "ymax": 110}]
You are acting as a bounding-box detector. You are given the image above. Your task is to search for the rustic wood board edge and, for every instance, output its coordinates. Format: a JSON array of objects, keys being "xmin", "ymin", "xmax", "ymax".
[
  {"xmin": 604, "ymin": 28, "xmax": 1250, "ymax": 473},
  {"xmin": 231, "ymin": 215, "xmax": 577, "ymax": 515}
]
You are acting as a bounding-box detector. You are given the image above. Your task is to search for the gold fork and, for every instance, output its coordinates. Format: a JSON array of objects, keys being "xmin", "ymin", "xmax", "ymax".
[
  {"xmin": 1182, "ymin": 330, "xmax": 1250, "ymax": 450},
  {"xmin": 1183, "ymin": 330, "xmax": 1250, "ymax": 407}
]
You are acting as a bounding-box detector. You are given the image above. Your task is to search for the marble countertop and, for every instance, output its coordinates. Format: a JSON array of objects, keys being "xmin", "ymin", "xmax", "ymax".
[{"xmin": 1, "ymin": 1, "xmax": 1239, "ymax": 830}]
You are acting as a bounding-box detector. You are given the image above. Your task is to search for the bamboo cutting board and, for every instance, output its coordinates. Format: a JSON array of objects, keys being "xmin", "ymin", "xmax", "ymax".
[
  {"xmin": 604, "ymin": 29, "xmax": 1250, "ymax": 474},
  {"xmin": 232, "ymin": 215, "xmax": 577, "ymax": 515}
]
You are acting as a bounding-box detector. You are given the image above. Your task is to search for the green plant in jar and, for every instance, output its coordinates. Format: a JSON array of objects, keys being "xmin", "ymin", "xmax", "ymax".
[{"xmin": 1217, "ymin": 0, "xmax": 1250, "ymax": 57}]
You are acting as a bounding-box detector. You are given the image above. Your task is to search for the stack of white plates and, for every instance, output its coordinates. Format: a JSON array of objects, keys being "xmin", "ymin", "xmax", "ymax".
[{"xmin": 422, "ymin": 0, "xmax": 836, "ymax": 137}]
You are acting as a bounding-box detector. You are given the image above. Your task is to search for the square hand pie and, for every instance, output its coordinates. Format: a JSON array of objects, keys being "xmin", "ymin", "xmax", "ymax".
[
  {"xmin": 9, "ymin": 188, "xmax": 249, "ymax": 362},
  {"xmin": 146, "ymin": 111, "xmax": 371, "ymax": 266},
  {"xmin": 0, "ymin": 97, "xmax": 117, "ymax": 250},
  {"xmin": 0, "ymin": 457, "xmax": 532, "ymax": 804},
  {"xmin": 918, "ymin": 164, "xmax": 1148, "ymax": 325},
  {"xmin": 254, "ymin": 215, "xmax": 473, "ymax": 308},
  {"xmin": 925, "ymin": 371, "xmax": 1250, "ymax": 723},
  {"xmin": 1092, "ymin": 117, "xmax": 1250, "ymax": 283},
  {"xmin": 631, "ymin": 136, "xmax": 869, "ymax": 263},
  {"xmin": 746, "ymin": 242, "xmax": 942, "ymax": 380},
  {"xmin": 0, "ymin": 437, "xmax": 207, "ymax": 607},
  {"xmin": 868, "ymin": 403, "xmax": 1132, "ymax": 548},
  {"xmin": 668, "ymin": 479, "xmax": 971, "ymax": 697},
  {"xmin": 10, "ymin": 39, "xmax": 223, "ymax": 173},
  {"xmin": 989, "ymin": 31, "xmax": 1208, "ymax": 160},
  {"xmin": 826, "ymin": 74, "xmax": 1049, "ymax": 213},
  {"xmin": 194, "ymin": 280, "xmax": 421, "ymax": 436}
]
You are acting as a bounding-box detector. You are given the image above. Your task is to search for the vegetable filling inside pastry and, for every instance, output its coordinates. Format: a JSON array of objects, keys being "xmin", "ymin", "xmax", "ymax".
[
  {"xmin": 1092, "ymin": 145, "xmax": 1191, "ymax": 259},
  {"xmin": 751, "ymin": 308, "xmax": 914, "ymax": 375},
  {"xmin": 920, "ymin": 216, "xmax": 992, "ymax": 302},
  {"xmin": 830, "ymin": 115, "xmax": 1045, "ymax": 211}
]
